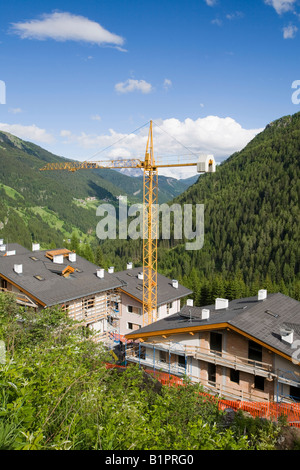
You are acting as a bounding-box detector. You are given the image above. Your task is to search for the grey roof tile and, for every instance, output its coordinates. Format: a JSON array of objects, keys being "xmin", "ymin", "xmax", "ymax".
[
  {"xmin": 0, "ymin": 244, "xmax": 125, "ymax": 306},
  {"xmin": 126, "ymin": 293, "xmax": 300, "ymax": 359},
  {"xmin": 114, "ymin": 266, "xmax": 193, "ymax": 306}
]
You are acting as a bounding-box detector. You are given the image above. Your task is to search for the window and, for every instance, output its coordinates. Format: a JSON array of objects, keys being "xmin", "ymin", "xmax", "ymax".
[
  {"xmin": 248, "ymin": 341, "xmax": 262, "ymax": 363},
  {"xmin": 159, "ymin": 350, "xmax": 168, "ymax": 363},
  {"xmin": 210, "ymin": 332, "xmax": 222, "ymax": 355},
  {"xmin": 290, "ymin": 386, "xmax": 300, "ymax": 402},
  {"xmin": 208, "ymin": 363, "xmax": 216, "ymax": 384},
  {"xmin": 127, "ymin": 305, "xmax": 142, "ymax": 315},
  {"xmin": 1, "ymin": 279, "xmax": 7, "ymax": 289},
  {"xmin": 230, "ymin": 369, "xmax": 240, "ymax": 384},
  {"xmin": 83, "ymin": 297, "xmax": 95, "ymax": 309},
  {"xmin": 127, "ymin": 322, "xmax": 140, "ymax": 331},
  {"xmin": 178, "ymin": 355, "xmax": 186, "ymax": 368},
  {"xmin": 254, "ymin": 376, "xmax": 264, "ymax": 391}
]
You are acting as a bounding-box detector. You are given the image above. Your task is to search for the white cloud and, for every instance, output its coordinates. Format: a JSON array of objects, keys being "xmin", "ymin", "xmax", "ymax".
[
  {"xmin": 264, "ymin": 0, "xmax": 296, "ymax": 14},
  {"xmin": 59, "ymin": 116, "xmax": 263, "ymax": 178},
  {"xmin": 283, "ymin": 24, "xmax": 298, "ymax": 38},
  {"xmin": 11, "ymin": 12, "xmax": 125, "ymax": 48},
  {"xmin": 205, "ymin": 0, "xmax": 217, "ymax": 6},
  {"xmin": 163, "ymin": 79, "xmax": 172, "ymax": 90},
  {"xmin": 60, "ymin": 129, "xmax": 72, "ymax": 137},
  {"xmin": 0, "ymin": 123, "xmax": 54, "ymax": 143},
  {"xmin": 91, "ymin": 114, "xmax": 101, "ymax": 121},
  {"xmin": 115, "ymin": 79, "xmax": 153, "ymax": 94},
  {"xmin": 8, "ymin": 107, "xmax": 23, "ymax": 114},
  {"xmin": 211, "ymin": 18, "xmax": 222, "ymax": 26},
  {"xmin": 226, "ymin": 11, "xmax": 244, "ymax": 20}
]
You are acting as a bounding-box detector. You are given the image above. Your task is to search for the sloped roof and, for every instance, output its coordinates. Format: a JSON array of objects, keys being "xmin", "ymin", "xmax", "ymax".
[
  {"xmin": 126, "ymin": 293, "xmax": 300, "ymax": 360},
  {"xmin": 0, "ymin": 244, "xmax": 125, "ymax": 307},
  {"xmin": 114, "ymin": 266, "xmax": 193, "ymax": 306}
]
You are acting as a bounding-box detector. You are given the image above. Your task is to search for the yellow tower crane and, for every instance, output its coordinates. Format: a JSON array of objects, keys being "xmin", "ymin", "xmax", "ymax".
[{"xmin": 40, "ymin": 120, "xmax": 215, "ymax": 326}]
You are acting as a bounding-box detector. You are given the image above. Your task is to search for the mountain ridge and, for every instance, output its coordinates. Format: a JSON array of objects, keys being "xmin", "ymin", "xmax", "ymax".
[{"xmin": 0, "ymin": 130, "xmax": 198, "ymax": 249}]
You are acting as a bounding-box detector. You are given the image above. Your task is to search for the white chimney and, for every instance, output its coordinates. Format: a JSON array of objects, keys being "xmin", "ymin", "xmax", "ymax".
[
  {"xmin": 6, "ymin": 250, "xmax": 16, "ymax": 256},
  {"xmin": 108, "ymin": 267, "xmax": 114, "ymax": 274},
  {"xmin": 215, "ymin": 298, "xmax": 229, "ymax": 310},
  {"xmin": 187, "ymin": 299, "xmax": 193, "ymax": 307},
  {"xmin": 201, "ymin": 309, "xmax": 210, "ymax": 320},
  {"xmin": 32, "ymin": 243, "xmax": 40, "ymax": 252},
  {"xmin": 127, "ymin": 262, "xmax": 133, "ymax": 270},
  {"xmin": 97, "ymin": 268, "xmax": 105, "ymax": 279},
  {"xmin": 14, "ymin": 264, "xmax": 23, "ymax": 274},
  {"xmin": 69, "ymin": 252, "xmax": 76, "ymax": 263},
  {"xmin": 172, "ymin": 280, "xmax": 178, "ymax": 289},
  {"xmin": 0, "ymin": 245, "xmax": 6, "ymax": 252},
  {"xmin": 53, "ymin": 254, "xmax": 64, "ymax": 264},
  {"xmin": 280, "ymin": 327, "xmax": 294, "ymax": 345},
  {"xmin": 258, "ymin": 289, "xmax": 267, "ymax": 301},
  {"xmin": 138, "ymin": 272, "xmax": 143, "ymax": 280}
]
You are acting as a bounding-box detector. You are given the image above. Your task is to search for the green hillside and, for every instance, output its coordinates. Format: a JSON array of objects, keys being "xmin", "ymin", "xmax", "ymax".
[{"xmin": 0, "ymin": 131, "xmax": 196, "ymax": 249}]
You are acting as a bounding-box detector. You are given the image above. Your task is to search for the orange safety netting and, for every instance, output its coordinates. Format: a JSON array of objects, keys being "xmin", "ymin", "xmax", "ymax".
[
  {"xmin": 216, "ymin": 396, "xmax": 300, "ymax": 428},
  {"xmin": 105, "ymin": 363, "xmax": 300, "ymax": 427}
]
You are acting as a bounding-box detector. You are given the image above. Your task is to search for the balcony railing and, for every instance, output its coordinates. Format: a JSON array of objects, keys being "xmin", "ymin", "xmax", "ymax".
[{"xmin": 126, "ymin": 341, "xmax": 275, "ymax": 379}]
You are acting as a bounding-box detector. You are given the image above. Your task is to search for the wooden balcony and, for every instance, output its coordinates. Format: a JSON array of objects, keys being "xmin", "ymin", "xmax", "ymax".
[{"xmin": 126, "ymin": 341, "xmax": 275, "ymax": 379}]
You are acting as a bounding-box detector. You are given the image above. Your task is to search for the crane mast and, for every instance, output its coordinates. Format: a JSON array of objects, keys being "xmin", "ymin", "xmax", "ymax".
[{"xmin": 143, "ymin": 121, "xmax": 158, "ymax": 325}]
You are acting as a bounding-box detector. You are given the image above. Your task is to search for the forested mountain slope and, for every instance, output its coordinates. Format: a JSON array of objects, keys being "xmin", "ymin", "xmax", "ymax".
[
  {"xmin": 0, "ymin": 131, "xmax": 195, "ymax": 249},
  {"xmin": 158, "ymin": 112, "xmax": 300, "ymax": 301},
  {"xmin": 100, "ymin": 112, "xmax": 300, "ymax": 302}
]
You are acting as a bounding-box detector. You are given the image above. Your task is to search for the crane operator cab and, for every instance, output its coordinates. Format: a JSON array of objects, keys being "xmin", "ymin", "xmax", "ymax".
[{"xmin": 197, "ymin": 154, "xmax": 216, "ymax": 173}]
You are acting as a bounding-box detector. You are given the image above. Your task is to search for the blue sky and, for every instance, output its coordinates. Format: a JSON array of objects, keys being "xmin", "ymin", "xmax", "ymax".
[{"xmin": 1, "ymin": 0, "xmax": 300, "ymax": 177}]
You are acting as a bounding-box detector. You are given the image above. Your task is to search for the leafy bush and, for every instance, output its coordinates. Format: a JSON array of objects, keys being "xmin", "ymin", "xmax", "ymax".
[{"xmin": 0, "ymin": 294, "xmax": 284, "ymax": 450}]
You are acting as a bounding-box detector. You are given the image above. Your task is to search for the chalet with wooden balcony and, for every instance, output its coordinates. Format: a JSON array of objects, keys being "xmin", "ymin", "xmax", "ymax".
[
  {"xmin": 125, "ymin": 291, "xmax": 300, "ymax": 403},
  {"xmin": 0, "ymin": 242, "xmax": 124, "ymax": 343}
]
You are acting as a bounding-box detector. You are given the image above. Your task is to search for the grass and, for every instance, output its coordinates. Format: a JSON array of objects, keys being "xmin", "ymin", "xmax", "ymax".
[{"xmin": 0, "ymin": 184, "xmax": 24, "ymax": 200}]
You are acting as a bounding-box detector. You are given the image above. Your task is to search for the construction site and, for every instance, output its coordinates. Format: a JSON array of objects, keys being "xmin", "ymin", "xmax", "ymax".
[{"xmin": 0, "ymin": 121, "xmax": 299, "ymax": 428}]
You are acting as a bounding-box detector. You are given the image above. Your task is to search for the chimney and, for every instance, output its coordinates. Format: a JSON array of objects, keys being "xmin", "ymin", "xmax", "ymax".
[
  {"xmin": 32, "ymin": 243, "xmax": 40, "ymax": 252},
  {"xmin": 215, "ymin": 298, "xmax": 229, "ymax": 310},
  {"xmin": 53, "ymin": 254, "xmax": 64, "ymax": 264},
  {"xmin": 187, "ymin": 299, "xmax": 193, "ymax": 307},
  {"xmin": 14, "ymin": 264, "xmax": 23, "ymax": 274},
  {"xmin": 201, "ymin": 309, "xmax": 210, "ymax": 320},
  {"xmin": 68, "ymin": 252, "xmax": 76, "ymax": 263},
  {"xmin": 172, "ymin": 280, "xmax": 178, "ymax": 289},
  {"xmin": 127, "ymin": 262, "xmax": 133, "ymax": 270},
  {"xmin": 6, "ymin": 250, "xmax": 16, "ymax": 256},
  {"xmin": 138, "ymin": 272, "xmax": 143, "ymax": 280},
  {"xmin": 258, "ymin": 289, "xmax": 267, "ymax": 301},
  {"xmin": 108, "ymin": 267, "xmax": 114, "ymax": 274},
  {"xmin": 97, "ymin": 268, "xmax": 105, "ymax": 279},
  {"xmin": 280, "ymin": 327, "xmax": 294, "ymax": 345}
]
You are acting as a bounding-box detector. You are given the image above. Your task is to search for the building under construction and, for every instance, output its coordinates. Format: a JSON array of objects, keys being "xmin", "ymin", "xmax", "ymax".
[{"xmin": 125, "ymin": 291, "xmax": 300, "ymax": 404}]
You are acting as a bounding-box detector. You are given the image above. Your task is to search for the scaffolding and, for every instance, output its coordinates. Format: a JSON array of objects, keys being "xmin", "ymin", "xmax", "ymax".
[
  {"xmin": 0, "ymin": 286, "xmax": 38, "ymax": 309},
  {"xmin": 125, "ymin": 340, "xmax": 300, "ymax": 404},
  {"xmin": 61, "ymin": 289, "xmax": 121, "ymax": 346}
]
